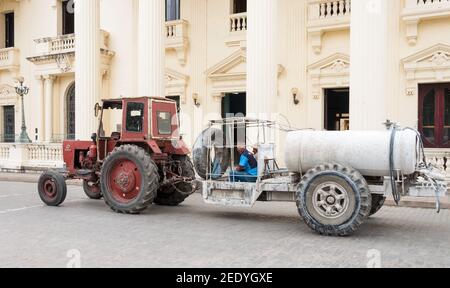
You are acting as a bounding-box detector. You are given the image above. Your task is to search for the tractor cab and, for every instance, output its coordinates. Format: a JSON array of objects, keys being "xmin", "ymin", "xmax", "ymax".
[{"xmin": 97, "ymin": 97, "xmax": 180, "ymax": 143}]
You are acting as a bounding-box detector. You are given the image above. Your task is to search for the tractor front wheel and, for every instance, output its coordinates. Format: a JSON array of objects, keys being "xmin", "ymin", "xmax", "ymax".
[
  {"xmin": 83, "ymin": 180, "xmax": 103, "ymax": 200},
  {"xmin": 101, "ymin": 145, "xmax": 160, "ymax": 214},
  {"xmin": 155, "ymin": 156, "xmax": 195, "ymax": 206},
  {"xmin": 38, "ymin": 170, "xmax": 67, "ymax": 207}
]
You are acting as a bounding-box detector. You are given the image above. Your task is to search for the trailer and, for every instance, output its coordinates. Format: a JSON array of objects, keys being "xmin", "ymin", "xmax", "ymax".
[{"xmin": 193, "ymin": 118, "xmax": 446, "ymax": 236}]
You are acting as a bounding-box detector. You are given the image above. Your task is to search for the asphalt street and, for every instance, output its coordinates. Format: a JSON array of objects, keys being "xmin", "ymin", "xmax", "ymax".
[{"xmin": 0, "ymin": 181, "xmax": 449, "ymax": 268}]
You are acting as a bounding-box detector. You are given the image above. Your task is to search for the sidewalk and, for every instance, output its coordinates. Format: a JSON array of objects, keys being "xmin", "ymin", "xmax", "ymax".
[
  {"xmin": 0, "ymin": 172, "xmax": 82, "ymax": 186},
  {"xmin": 0, "ymin": 172, "xmax": 448, "ymax": 210}
]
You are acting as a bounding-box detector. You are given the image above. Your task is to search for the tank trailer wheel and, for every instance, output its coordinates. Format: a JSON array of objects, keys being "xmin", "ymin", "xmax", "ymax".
[
  {"xmin": 38, "ymin": 170, "xmax": 67, "ymax": 207},
  {"xmin": 296, "ymin": 164, "xmax": 372, "ymax": 237},
  {"xmin": 155, "ymin": 156, "xmax": 195, "ymax": 206},
  {"xmin": 369, "ymin": 194, "xmax": 386, "ymax": 217},
  {"xmin": 83, "ymin": 180, "xmax": 103, "ymax": 200},
  {"xmin": 100, "ymin": 145, "xmax": 160, "ymax": 214}
]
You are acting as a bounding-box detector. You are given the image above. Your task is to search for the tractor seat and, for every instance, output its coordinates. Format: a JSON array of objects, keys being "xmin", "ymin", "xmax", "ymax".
[{"xmin": 111, "ymin": 132, "xmax": 121, "ymax": 141}]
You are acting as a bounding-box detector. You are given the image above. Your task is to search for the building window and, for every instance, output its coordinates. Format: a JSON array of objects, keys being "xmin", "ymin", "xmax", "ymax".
[
  {"xmin": 126, "ymin": 102, "xmax": 145, "ymax": 132},
  {"xmin": 62, "ymin": 0, "xmax": 74, "ymax": 35},
  {"xmin": 66, "ymin": 83, "xmax": 76, "ymax": 140},
  {"xmin": 232, "ymin": 0, "xmax": 247, "ymax": 14},
  {"xmin": 4, "ymin": 12, "xmax": 14, "ymax": 48},
  {"xmin": 166, "ymin": 0, "xmax": 180, "ymax": 21},
  {"xmin": 2, "ymin": 106, "xmax": 15, "ymax": 143},
  {"xmin": 419, "ymin": 83, "xmax": 450, "ymax": 148}
]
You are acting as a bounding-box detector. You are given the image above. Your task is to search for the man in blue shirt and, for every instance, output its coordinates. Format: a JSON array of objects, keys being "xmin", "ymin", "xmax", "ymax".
[{"xmin": 229, "ymin": 146, "xmax": 258, "ymax": 183}]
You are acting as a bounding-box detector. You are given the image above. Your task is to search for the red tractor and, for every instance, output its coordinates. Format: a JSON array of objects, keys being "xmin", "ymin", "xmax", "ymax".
[{"xmin": 37, "ymin": 97, "xmax": 196, "ymax": 214}]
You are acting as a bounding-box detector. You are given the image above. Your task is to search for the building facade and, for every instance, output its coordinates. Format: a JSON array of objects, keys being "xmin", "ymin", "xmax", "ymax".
[{"xmin": 0, "ymin": 0, "xmax": 450, "ymax": 172}]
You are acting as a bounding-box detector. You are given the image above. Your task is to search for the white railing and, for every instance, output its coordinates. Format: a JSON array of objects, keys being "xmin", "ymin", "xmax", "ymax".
[
  {"xmin": 309, "ymin": 0, "xmax": 351, "ymax": 21},
  {"xmin": 0, "ymin": 47, "xmax": 20, "ymax": 70},
  {"xmin": 50, "ymin": 35, "xmax": 75, "ymax": 53},
  {"xmin": 165, "ymin": 20, "xmax": 188, "ymax": 39},
  {"xmin": 165, "ymin": 20, "xmax": 189, "ymax": 65},
  {"xmin": 407, "ymin": 0, "xmax": 450, "ymax": 8},
  {"xmin": 34, "ymin": 30, "xmax": 110, "ymax": 56},
  {"xmin": 0, "ymin": 143, "xmax": 63, "ymax": 171},
  {"xmin": 27, "ymin": 144, "xmax": 63, "ymax": 163},
  {"xmin": 230, "ymin": 13, "xmax": 247, "ymax": 32},
  {"xmin": 0, "ymin": 144, "xmax": 10, "ymax": 160},
  {"xmin": 426, "ymin": 150, "xmax": 450, "ymax": 175}
]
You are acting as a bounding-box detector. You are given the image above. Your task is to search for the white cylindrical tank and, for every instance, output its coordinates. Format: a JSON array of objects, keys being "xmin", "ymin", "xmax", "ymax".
[{"xmin": 285, "ymin": 130, "xmax": 419, "ymax": 177}]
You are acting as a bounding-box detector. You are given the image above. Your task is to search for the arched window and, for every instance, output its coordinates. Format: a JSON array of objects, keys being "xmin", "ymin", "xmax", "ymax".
[{"xmin": 66, "ymin": 83, "xmax": 75, "ymax": 140}]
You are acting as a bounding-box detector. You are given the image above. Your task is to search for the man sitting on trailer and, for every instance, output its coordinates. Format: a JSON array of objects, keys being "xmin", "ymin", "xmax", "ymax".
[{"xmin": 229, "ymin": 146, "xmax": 258, "ymax": 183}]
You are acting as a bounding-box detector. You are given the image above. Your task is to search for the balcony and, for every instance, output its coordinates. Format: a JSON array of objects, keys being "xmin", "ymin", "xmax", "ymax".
[
  {"xmin": 226, "ymin": 13, "xmax": 247, "ymax": 47},
  {"xmin": 165, "ymin": 20, "xmax": 189, "ymax": 66},
  {"xmin": 307, "ymin": 0, "xmax": 351, "ymax": 54},
  {"xmin": 403, "ymin": 0, "xmax": 450, "ymax": 45},
  {"xmin": 0, "ymin": 47, "xmax": 20, "ymax": 72},
  {"xmin": 32, "ymin": 30, "xmax": 110, "ymax": 57},
  {"xmin": 27, "ymin": 30, "xmax": 114, "ymax": 75}
]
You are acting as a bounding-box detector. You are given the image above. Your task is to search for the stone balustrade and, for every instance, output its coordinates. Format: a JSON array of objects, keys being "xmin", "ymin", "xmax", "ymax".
[
  {"xmin": 307, "ymin": 0, "xmax": 351, "ymax": 54},
  {"xmin": 426, "ymin": 150, "xmax": 450, "ymax": 179},
  {"xmin": 403, "ymin": 0, "xmax": 450, "ymax": 45},
  {"xmin": 230, "ymin": 13, "xmax": 247, "ymax": 32},
  {"xmin": 33, "ymin": 30, "xmax": 110, "ymax": 56},
  {"xmin": 0, "ymin": 144, "xmax": 64, "ymax": 172},
  {"xmin": 0, "ymin": 47, "xmax": 20, "ymax": 71},
  {"xmin": 165, "ymin": 20, "xmax": 189, "ymax": 66}
]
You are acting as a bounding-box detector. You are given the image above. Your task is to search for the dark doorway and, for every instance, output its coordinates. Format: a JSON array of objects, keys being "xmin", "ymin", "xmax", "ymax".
[
  {"xmin": 3, "ymin": 106, "xmax": 15, "ymax": 143},
  {"xmin": 5, "ymin": 12, "xmax": 14, "ymax": 48},
  {"xmin": 419, "ymin": 83, "xmax": 450, "ymax": 148},
  {"xmin": 67, "ymin": 83, "xmax": 76, "ymax": 140},
  {"xmin": 222, "ymin": 93, "xmax": 246, "ymax": 164},
  {"xmin": 233, "ymin": 0, "xmax": 247, "ymax": 14},
  {"xmin": 324, "ymin": 88, "xmax": 350, "ymax": 131},
  {"xmin": 222, "ymin": 92, "xmax": 246, "ymax": 119},
  {"xmin": 62, "ymin": 0, "xmax": 74, "ymax": 35}
]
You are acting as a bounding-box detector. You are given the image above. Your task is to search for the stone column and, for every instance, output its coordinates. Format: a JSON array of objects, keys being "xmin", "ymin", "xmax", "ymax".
[
  {"xmin": 44, "ymin": 75, "xmax": 55, "ymax": 143},
  {"xmin": 247, "ymin": 0, "xmax": 278, "ymax": 119},
  {"xmin": 75, "ymin": 0, "xmax": 101, "ymax": 140},
  {"xmin": 350, "ymin": 0, "xmax": 389, "ymax": 130},
  {"xmin": 36, "ymin": 76, "xmax": 45, "ymax": 142},
  {"xmin": 138, "ymin": 0, "xmax": 165, "ymax": 97}
]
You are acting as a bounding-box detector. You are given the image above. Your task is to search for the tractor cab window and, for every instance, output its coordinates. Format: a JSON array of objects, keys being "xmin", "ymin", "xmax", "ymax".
[
  {"xmin": 157, "ymin": 111, "xmax": 172, "ymax": 135},
  {"xmin": 126, "ymin": 102, "xmax": 145, "ymax": 132}
]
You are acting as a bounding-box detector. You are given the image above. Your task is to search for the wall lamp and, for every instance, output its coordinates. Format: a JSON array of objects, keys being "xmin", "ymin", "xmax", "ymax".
[
  {"xmin": 292, "ymin": 88, "xmax": 300, "ymax": 105},
  {"xmin": 193, "ymin": 93, "xmax": 201, "ymax": 107}
]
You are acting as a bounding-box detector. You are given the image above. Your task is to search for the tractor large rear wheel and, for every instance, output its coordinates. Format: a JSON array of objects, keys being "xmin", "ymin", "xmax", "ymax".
[
  {"xmin": 155, "ymin": 156, "xmax": 195, "ymax": 206},
  {"xmin": 101, "ymin": 145, "xmax": 160, "ymax": 214},
  {"xmin": 296, "ymin": 163, "xmax": 372, "ymax": 236}
]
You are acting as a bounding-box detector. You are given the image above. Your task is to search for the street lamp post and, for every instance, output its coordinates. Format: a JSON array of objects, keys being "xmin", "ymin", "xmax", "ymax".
[{"xmin": 16, "ymin": 77, "xmax": 31, "ymax": 143}]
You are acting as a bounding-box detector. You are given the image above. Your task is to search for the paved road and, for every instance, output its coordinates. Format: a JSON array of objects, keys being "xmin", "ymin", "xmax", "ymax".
[{"xmin": 0, "ymin": 181, "xmax": 449, "ymax": 268}]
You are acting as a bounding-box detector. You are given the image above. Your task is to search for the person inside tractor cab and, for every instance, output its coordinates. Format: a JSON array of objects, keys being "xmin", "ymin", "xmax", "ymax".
[{"xmin": 229, "ymin": 145, "xmax": 258, "ymax": 183}]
